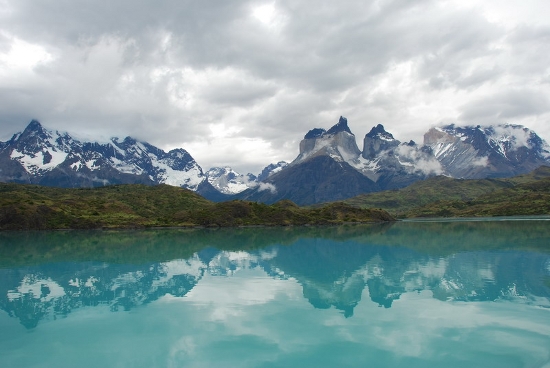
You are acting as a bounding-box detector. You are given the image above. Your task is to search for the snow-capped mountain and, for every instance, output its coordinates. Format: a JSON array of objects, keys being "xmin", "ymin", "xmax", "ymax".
[
  {"xmin": 289, "ymin": 118, "xmax": 444, "ymax": 189},
  {"xmin": 206, "ymin": 162, "xmax": 289, "ymax": 195},
  {"xmin": 239, "ymin": 117, "xmax": 443, "ymax": 204},
  {"xmin": 238, "ymin": 117, "xmax": 380, "ymax": 204},
  {"xmin": 257, "ymin": 161, "xmax": 288, "ymax": 182},
  {"xmin": 238, "ymin": 117, "xmax": 550, "ymax": 205},
  {"xmin": 206, "ymin": 167, "xmax": 257, "ymax": 195},
  {"xmin": 0, "ymin": 120, "xmax": 223, "ymax": 200},
  {"xmin": 292, "ymin": 116, "xmax": 363, "ymax": 165},
  {"xmin": 424, "ymin": 124, "xmax": 550, "ymax": 178},
  {"xmin": 2, "ymin": 118, "xmax": 549, "ymax": 205},
  {"xmin": 358, "ymin": 124, "xmax": 443, "ymax": 188}
]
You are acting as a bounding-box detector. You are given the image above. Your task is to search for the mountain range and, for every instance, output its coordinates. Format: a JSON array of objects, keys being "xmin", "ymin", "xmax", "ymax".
[
  {"xmin": 1, "ymin": 118, "xmax": 549, "ymax": 205},
  {"xmin": 0, "ymin": 120, "xmax": 285, "ymax": 201},
  {"xmin": 237, "ymin": 117, "xmax": 550, "ymax": 204}
]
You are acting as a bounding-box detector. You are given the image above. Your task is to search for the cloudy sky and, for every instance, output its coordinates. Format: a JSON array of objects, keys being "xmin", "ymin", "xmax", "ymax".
[{"xmin": 1, "ymin": 0, "xmax": 550, "ymax": 174}]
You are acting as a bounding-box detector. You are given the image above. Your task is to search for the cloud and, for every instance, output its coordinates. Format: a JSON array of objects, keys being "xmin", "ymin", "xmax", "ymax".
[
  {"xmin": 1, "ymin": 0, "xmax": 550, "ymax": 173},
  {"xmin": 396, "ymin": 144, "xmax": 444, "ymax": 175},
  {"xmin": 471, "ymin": 156, "xmax": 489, "ymax": 167},
  {"xmin": 491, "ymin": 125, "xmax": 533, "ymax": 150},
  {"xmin": 459, "ymin": 89, "xmax": 550, "ymax": 122},
  {"xmin": 256, "ymin": 182, "xmax": 277, "ymax": 194}
]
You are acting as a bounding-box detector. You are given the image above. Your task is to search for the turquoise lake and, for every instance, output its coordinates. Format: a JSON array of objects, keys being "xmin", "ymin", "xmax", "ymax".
[{"xmin": 0, "ymin": 218, "xmax": 549, "ymax": 367}]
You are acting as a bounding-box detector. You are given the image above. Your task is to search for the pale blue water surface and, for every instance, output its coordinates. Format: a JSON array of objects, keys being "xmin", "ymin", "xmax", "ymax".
[{"xmin": 0, "ymin": 219, "xmax": 549, "ymax": 367}]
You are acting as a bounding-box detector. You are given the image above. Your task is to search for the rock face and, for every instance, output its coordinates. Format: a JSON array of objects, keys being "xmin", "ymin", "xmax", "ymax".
[
  {"xmin": 293, "ymin": 116, "xmax": 362, "ymax": 165},
  {"xmin": 0, "ymin": 120, "xmax": 223, "ymax": 200},
  {"xmin": 362, "ymin": 124, "xmax": 400, "ymax": 160}
]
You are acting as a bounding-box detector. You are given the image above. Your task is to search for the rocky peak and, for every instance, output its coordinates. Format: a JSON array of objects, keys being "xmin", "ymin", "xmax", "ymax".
[
  {"xmin": 24, "ymin": 119, "xmax": 44, "ymax": 132},
  {"xmin": 326, "ymin": 116, "xmax": 353, "ymax": 135},
  {"xmin": 294, "ymin": 117, "xmax": 361, "ymax": 165},
  {"xmin": 121, "ymin": 136, "xmax": 138, "ymax": 146},
  {"xmin": 257, "ymin": 161, "xmax": 288, "ymax": 181},
  {"xmin": 304, "ymin": 128, "xmax": 326, "ymax": 139},
  {"xmin": 362, "ymin": 125, "xmax": 400, "ymax": 160},
  {"xmin": 365, "ymin": 124, "xmax": 394, "ymax": 140},
  {"xmin": 18, "ymin": 120, "xmax": 50, "ymax": 143},
  {"xmin": 303, "ymin": 116, "xmax": 353, "ymax": 140}
]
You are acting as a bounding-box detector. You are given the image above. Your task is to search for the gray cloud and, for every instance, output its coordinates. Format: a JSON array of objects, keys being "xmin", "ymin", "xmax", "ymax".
[
  {"xmin": 1, "ymin": 0, "xmax": 550, "ymax": 174},
  {"xmin": 460, "ymin": 89, "xmax": 550, "ymax": 122}
]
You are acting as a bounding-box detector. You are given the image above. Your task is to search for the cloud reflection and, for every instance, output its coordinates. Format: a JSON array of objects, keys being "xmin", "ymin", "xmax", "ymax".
[{"xmin": 0, "ymin": 223, "xmax": 549, "ymax": 367}]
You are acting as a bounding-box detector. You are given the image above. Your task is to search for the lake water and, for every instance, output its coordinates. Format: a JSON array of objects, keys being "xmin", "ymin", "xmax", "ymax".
[{"xmin": 0, "ymin": 219, "xmax": 549, "ymax": 367}]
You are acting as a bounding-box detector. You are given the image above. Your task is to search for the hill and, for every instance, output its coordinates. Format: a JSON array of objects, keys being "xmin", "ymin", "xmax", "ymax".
[
  {"xmin": 0, "ymin": 183, "xmax": 394, "ymax": 230},
  {"xmin": 345, "ymin": 166, "xmax": 550, "ymax": 218}
]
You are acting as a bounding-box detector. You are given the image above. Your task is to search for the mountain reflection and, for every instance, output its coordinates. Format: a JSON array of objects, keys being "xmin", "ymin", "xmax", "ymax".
[{"xmin": 1, "ymin": 220, "xmax": 549, "ymax": 328}]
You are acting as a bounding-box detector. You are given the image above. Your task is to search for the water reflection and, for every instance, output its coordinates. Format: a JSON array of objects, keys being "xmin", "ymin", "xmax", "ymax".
[{"xmin": 1, "ymin": 220, "xmax": 549, "ymax": 329}]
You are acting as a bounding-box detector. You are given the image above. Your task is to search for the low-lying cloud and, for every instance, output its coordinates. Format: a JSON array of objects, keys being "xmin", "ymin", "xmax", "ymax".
[
  {"xmin": 396, "ymin": 144, "xmax": 444, "ymax": 175},
  {"xmin": 256, "ymin": 182, "xmax": 277, "ymax": 194}
]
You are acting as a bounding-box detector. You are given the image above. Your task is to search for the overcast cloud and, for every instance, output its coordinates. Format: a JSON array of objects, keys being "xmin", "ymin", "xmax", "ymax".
[{"xmin": 1, "ymin": 0, "xmax": 550, "ymax": 174}]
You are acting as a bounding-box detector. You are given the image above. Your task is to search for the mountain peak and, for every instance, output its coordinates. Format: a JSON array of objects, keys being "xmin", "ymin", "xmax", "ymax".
[
  {"xmin": 27, "ymin": 119, "xmax": 43, "ymax": 130},
  {"xmin": 326, "ymin": 116, "xmax": 353, "ymax": 135},
  {"xmin": 365, "ymin": 124, "xmax": 394, "ymax": 140},
  {"xmin": 362, "ymin": 124, "xmax": 399, "ymax": 160},
  {"xmin": 304, "ymin": 128, "xmax": 326, "ymax": 139},
  {"xmin": 17, "ymin": 120, "xmax": 52, "ymax": 146},
  {"xmin": 21, "ymin": 120, "xmax": 47, "ymax": 136}
]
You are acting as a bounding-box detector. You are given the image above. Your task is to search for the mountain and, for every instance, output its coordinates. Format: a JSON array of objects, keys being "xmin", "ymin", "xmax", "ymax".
[
  {"xmin": 2, "ymin": 118, "xmax": 550, "ymax": 206},
  {"xmin": 205, "ymin": 161, "xmax": 288, "ymax": 195},
  {"xmin": 238, "ymin": 117, "xmax": 381, "ymax": 205},
  {"xmin": 239, "ymin": 117, "xmax": 550, "ymax": 205},
  {"xmin": 359, "ymin": 124, "xmax": 443, "ymax": 189},
  {"xmin": 257, "ymin": 161, "xmax": 288, "ymax": 182},
  {"xmin": 238, "ymin": 117, "xmax": 443, "ymax": 205},
  {"xmin": 206, "ymin": 167, "xmax": 257, "ymax": 195},
  {"xmin": 424, "ymin": 124, "xmax": 550, "ymax": 178},
  {"xmin": 0, "ymin": 120, "xmax": 224, "ymax": 200}
]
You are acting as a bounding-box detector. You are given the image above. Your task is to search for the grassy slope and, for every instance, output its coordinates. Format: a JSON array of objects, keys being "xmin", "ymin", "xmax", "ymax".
[
  {"xmin": 345, "ymin": 166, "xmax": 550, "ymax": 218},
  {"xmin": 0, "ymin": 183, "xmax": 394, "ymax": 230},
  {"xmin": 409, "ymin": 175, "xmax": 550, "ymax": 218}
]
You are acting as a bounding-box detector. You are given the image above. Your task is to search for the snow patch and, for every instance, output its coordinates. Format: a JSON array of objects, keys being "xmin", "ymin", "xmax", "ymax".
[
  {"xmin": 11, "ymin": 148, "xmax": 68, "ymax": 174},
  {"xmin": 109, "ymin": 157, "xmax": 144, "ymax": 175},
  {"xmin": 153, "ymin": 158, "xmax": 204, "ymax": 189},
  {"xmin": 86, "ymin": 159, "xmax": 99, "ymax": 170}
]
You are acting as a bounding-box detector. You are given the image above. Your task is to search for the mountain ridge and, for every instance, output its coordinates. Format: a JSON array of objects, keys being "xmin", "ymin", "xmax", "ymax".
[
  {"xmin": 237, "ymin": 117, "xmax": 550, "ymax": 205},
  {"xmin": 1, "ymin": 118, "xmax": 550, "ymax": 205}
]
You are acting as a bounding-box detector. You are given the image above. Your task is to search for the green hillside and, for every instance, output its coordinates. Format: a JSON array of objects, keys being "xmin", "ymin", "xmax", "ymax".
[
  {"xmin": 345, "ymin": 166, "xmax": 550, "ymax": 218},
  {"xmin": 0, "ymin": 183, "xmax": 394, "ymax": 230}
]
